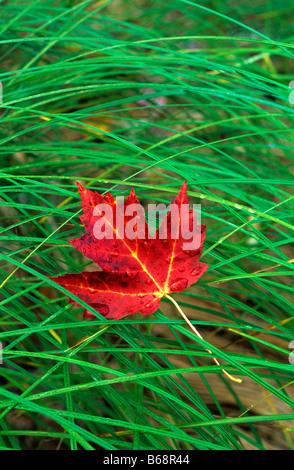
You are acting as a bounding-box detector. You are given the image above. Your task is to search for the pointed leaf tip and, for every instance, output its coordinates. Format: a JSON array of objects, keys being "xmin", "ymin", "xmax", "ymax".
[
  {"xmin": 76, "ymin": 181, "xmax": 84, "ymax": 192},
  {"xmin": 174, "ymin": 180, "xmax": 189, "ymax": 205}
]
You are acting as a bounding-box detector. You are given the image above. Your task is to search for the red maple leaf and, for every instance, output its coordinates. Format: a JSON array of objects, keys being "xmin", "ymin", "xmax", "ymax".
[
  {"xmin": 49, "ymin": 182, "xmax": 242, "ymax": 383},
  {"xmin": 49, "ymin": 181, "xmax": 208, "ymax": 320}
]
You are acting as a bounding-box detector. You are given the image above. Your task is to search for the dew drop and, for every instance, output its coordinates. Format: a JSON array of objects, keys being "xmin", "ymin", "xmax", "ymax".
[
  {"xmin": 138, "ymin": 290, "xmax": 147, "ymax": 298},
  {"xmin": 191, "ymin": 266, "xmax": 200, "ymax": 276},
  {"xmin": 182, "ymin": 249, "xmax": 195, "ymax": 257},
  {"xmin": 112, "ymin": 249, "xmax": 119, "ymax": 258},
  {"xmin": 178, "ymin": 266, "xmax": 185, "ymax": 273},
  {"xmin": 145, "ymin": 301, "xmax": 154, "ymax": 309},
  {"xmin": 145, "ymin": 278, "xmax": 153, "ymax": 286},
  {"xmin": 170, "ymin": 278, "xmax": 188, "ymax": 292},
  {"xmin": 113, "ymin": 241, "xmax": 118, "ymax": 248},
  {"xmin": 126, "ymin": 267, "xmax": 138, "ymax": 279}
]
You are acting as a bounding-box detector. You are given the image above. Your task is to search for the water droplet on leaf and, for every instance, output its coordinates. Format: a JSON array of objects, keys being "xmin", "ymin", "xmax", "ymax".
[
  {"xmin": 126, "ymin": 267, "xmax": 138, "ymax": 279},
  {"xmin": 191, "ymin": 266, "xmax": 201, "ymax": 276},
  {"xmin": 138, "ymin": 290, "xmax": 147, "ymax": 298},
  {"xmin": 170, "ymin": 278, "xmax": 188, "ymax": 292}
]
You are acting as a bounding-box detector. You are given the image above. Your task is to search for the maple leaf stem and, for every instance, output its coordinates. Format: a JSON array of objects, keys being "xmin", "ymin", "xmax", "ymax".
[{"xmin": 165, "ymin": 294, "xmax": 242, "ymax": 384}]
